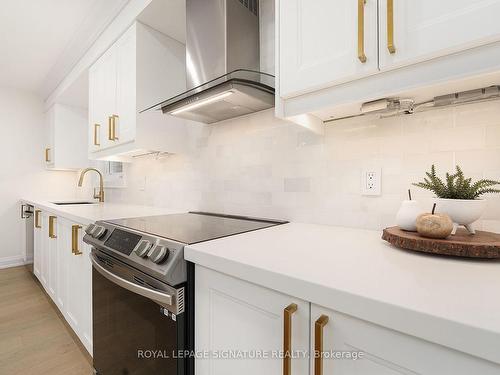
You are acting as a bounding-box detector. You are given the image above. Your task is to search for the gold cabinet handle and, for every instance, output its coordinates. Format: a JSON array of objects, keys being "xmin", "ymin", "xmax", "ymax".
[
  {"xmin": 94, "ymin": 123, "xmax": 100, "ymax": 146},
  {"xmin": 283, "ymin": 303, "xmax": 298, "ymax": 375},
  {"xmin": 314, "ymin": 315, "xmax": 329, "ymax": 375},
  {"xmin": 387, "ymin": 0, "xmax": 396, "ymax": 54},
  {"xmin": 112, "ymin": 114, "xmax": 119, "ymax": 140},
  {"xmin": 35, "ymin": 210, "xmax": 42, "ymax": 228},
  {"xmin": 72, "ymin": 225, "xmax": 83, "ymax": 255},
  {"xmin": 45, "ymin": 148, "xmax": 51, "ymax": 162},
  {"xmin": 108, "ymin": 116, "xmax": 113, "ymax": 140},
  {"xmin": 49, "ymin": 216, "xmax": 57, "ymax": 238},
  {"xmin": 357, "ymin": 0, "xmax": 367, "ymax": 63}
]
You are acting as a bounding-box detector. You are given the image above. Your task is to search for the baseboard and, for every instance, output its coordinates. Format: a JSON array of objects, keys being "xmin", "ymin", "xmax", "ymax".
[{"xmin": 0, "ymin": 255, "xmax": 29, "ymax": 269}]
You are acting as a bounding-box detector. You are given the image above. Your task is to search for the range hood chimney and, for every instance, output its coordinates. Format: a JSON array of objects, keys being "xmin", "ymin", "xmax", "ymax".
[{"xmin": 144, "ymin": 0, "xmax": 275, "ymax": 124}]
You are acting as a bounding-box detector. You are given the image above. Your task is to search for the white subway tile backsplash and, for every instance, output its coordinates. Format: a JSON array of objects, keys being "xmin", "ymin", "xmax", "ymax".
[
  {"xmin": 284, "ymin": 178, "xmax": 311, "ymax": 193},
  {"xmin": 486, "ymin": 125, "xmax": 500, "ymax": 148},
  {"xmin": 430, "ymin": 126, "xmax": 486, "ymax": 152},
  {"xmin": 454, "ymin": 101, "xmax": 500, "ymax": 127},
  {"xmin": 106, "ymin": 101, "xmax": 500, "ymax": 232}
]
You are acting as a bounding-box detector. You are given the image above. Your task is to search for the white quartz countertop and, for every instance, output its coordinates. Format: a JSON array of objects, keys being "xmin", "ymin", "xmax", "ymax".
[
  {"xmin": 22, "ymin": 198, "xmax": 182, "ymax": 225},
  {"xmin": 185, "ymin": 222, "xmax": 500, "ymax": 364}
]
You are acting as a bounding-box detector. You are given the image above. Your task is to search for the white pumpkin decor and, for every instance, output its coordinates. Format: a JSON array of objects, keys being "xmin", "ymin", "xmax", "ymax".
[{"xmin": 396, "ymin": 190, "xmax": 424, "ymax": 232}]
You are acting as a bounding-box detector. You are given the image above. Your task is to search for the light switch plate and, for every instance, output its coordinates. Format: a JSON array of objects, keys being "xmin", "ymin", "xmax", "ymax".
[{"xmin": 362, "ymin": 168, "xmax": 381, "ymax": 196}]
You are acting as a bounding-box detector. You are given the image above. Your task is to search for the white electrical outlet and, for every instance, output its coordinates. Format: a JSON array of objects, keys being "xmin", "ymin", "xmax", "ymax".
[{"xmin": 362, "ymin": 168, "xmax": 381, "ymax": 196}]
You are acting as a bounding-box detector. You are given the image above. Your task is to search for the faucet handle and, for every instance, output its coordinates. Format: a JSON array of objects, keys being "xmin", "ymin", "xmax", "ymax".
[{"xmin": 93, "ymin": 187, "xmax": 104, "ymax": 202}]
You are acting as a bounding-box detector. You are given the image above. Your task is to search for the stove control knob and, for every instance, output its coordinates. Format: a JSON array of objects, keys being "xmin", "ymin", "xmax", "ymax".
[
  {"xmin": 149, "ymin": 245, "xmax": 169, "ymax": 264},
  {"xmin": 135, "ymin": 240, "xmax": 152, "ymax": 258},
  {"xmin": 93, "ymin": 226, "xmax": 107, "ymax": 239},
  {"xmin": 85, "ymin": 224, "xmax": 96, "ymax": 235}
]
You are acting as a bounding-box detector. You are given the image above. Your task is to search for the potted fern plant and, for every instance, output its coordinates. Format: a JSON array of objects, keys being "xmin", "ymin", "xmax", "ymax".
[{"xmin": 413, "ymin": 165, "xmax": 500, "ymax": 234}]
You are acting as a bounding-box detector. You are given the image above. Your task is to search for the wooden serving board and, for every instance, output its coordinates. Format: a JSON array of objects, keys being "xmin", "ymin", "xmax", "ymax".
[{"xmin": 382, "ymin": 226, "xmax": 500, "ymax": 259}]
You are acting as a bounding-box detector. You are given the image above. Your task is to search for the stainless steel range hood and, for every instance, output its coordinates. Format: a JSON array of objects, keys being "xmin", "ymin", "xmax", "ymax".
[{"xmin": 142, "ymin": 0, "xmax": 275, "ymax": 124}]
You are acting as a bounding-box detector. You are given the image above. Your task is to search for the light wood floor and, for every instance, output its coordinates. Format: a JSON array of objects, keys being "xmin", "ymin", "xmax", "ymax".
[{"xmin": 0, "ymin": 266, "xmax": 92, "ymax": 375}]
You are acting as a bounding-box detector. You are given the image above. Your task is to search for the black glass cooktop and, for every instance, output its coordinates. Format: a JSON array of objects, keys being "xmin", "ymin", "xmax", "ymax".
[{"xmin": 106, "ymin": 212, "xmax": 287, "ymax": 245}]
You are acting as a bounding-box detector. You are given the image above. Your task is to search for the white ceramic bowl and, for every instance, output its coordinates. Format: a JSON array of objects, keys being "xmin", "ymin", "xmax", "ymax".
[{"xmin": 433, "ymin": 198, "xmax": 486, "ymax": 225}]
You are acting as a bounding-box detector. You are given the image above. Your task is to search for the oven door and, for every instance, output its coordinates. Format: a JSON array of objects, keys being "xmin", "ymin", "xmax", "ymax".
[{"xmin": 91, "ymin": 249, "xmax": 186, "ymax": 375}]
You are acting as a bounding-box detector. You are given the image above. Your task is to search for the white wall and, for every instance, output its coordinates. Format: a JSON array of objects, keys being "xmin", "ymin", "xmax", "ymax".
[
  {"xmin": 0, "ymin": 87, "xmax": 78, "ymax": 267},
  {"xmin": 106, "ymin": 100, "xmax": 500, "ymax": 232}
]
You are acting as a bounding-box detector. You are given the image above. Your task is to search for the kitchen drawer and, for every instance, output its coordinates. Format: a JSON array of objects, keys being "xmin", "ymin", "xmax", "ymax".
[{"xmin": 312, "ymin": 305, "xmax": 500, "ymax": 374}]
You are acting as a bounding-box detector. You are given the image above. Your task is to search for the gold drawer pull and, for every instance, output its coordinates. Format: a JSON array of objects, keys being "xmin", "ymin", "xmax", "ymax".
[
  {"xmin": 94, "ymin": 123, "xmax": 100, "ymax": 146},
  {"xmin": 387, "ymin": 0, "xmax": 396, "ymax": 54},
  {"xmin": 112, "ymin": 114, "xmax": 119, "ymax": 140},
  {"xmin": 35, "ymin": 210, "xmax": 41, "ymax": 228},
  {"xmin": 72, "ymin": 225, "xmax": 82, "ymax": 255},
  {"xmin": 49, "ymin": 216, "xmax": 57, "ymax": 238},
  {"xmin": 108, "ymin": 116, "xmax": 113, "ymax": 140},
  {"xmin": 314, "ymin": 315, "xmax": 329, "ymax": 375},
  {"xmin": 283, "ymin": 303, "xmax": 298, "ymax": 375},
  {"xmin": 357, "ymin": 0, "xmax": 367, "ymax": 63},
  {"xmin": 45, "ymin": 148, "xmax": 51, "ymax": 162}
]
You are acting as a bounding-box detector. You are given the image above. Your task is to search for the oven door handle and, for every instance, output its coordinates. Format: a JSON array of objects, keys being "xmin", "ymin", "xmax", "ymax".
[{"xmin": 90, "ymin": 252, "xmax": 173, "ymax": 305}]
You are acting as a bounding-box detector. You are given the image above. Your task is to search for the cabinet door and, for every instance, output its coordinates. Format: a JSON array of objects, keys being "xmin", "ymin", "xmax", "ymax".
[
  {"xmin": 64, "ymin": 221, "xmax": 92, "ymax": 355},
  {"xmin": 98, "ymin": 46, "xmax": 118, "ymax": 150},
  {"xmin": 40, "ymin": 212, "xmax": 49, "ymax": 289},
  {"xmin": 379, "ymin": 0, "xmax": 500, "ymax": 70},
  {"xmin": 310, "ymin": 304, "xmax": 500, "ymax": 375},
  {"xmin": 47, "ymin": 216, "xmax": 58, "ymax": 302},
  {"xmin": 55, "ymin": 218, "xmax": 68, "ymax": 312},
  {"xmin": 44, "ymin": 109, "xmax": 55, "ymax": 167},
  {"xmin": 33, "ymin": 209, "xmax": 42, "ymax": 280},
  {"xmin": 279, "ymin": 0, "xmax": 378, "ymax": 98},
  {"xmin": 88, "ymin": 63, "xmax": 103, "ymax": 153},
  {"xmin": 195, "ymin": 266, "xmax": 309, "ymax": 375},
  {"xmin": 89, "ymin": 58, "xmax": 111, "ymax": 152},
  {"xmin": 115, "ymin": 24, "xmax": 137, "ymax": 145}
]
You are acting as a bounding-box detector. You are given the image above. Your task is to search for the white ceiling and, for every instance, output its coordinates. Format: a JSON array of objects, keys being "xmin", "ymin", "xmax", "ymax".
[{"xmin": 0, "ymin": 0, "xmax": 127, "ymax": 95}]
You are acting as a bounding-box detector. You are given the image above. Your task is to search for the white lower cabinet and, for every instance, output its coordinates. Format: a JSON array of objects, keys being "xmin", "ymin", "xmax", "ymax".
[
  {"xmin": 40, "ymin": 212, "xmax": 49, "ymax": 290},
  {"xmin": 63, "ymin": 218, "xmax": 92, "ymax": 355},
  {"xmin": 195, "ymin": 265, "xmax": 310, "ymax": 375},
  {"xmin": 55, "ymin": 218, "xmax": 68, "ymax": 312},
  {"xmin": 47, "ymin": 215, "xmax": 58, "ymax": 301},
  {"xmin": 33, "ymin": 209, "xmax": 42, "ymax": 279},
  {"xmin": 32, "ymin": 212, "xmax": 92, "ymax": 355},
  {"xmin": 310, "ymin": 304, "xmax": 500, "ymax": 375},
  {"xmin": 195, "ymin": 267, "xmax": 500, "ymax": 375}
]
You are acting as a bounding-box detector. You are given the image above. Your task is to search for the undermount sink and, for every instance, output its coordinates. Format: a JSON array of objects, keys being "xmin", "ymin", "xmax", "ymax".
[{"xmin": 51, "ymin": 201, "xmax": 96, "ymax": 206}]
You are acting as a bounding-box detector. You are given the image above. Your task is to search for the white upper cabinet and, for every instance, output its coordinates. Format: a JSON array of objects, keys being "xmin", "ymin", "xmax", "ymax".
[
  {"xmin": 88, "ymin": 45, "xmax": 118, "ymax": 152},
  {"xmin": 379, "ymin": 0, "xmax": 500, "ymax": 70},
  {"xmin": 44, "ymin": 103, "xmax": 89, "ymax": 170},
  {"xmin": 278, "ymin": 0, "xmax": 500, "ymax": 126},
  {"xmin": 279, "ymin": 0, "xmax": 378, "ymax": 98},
  {"xmin": 115, "ymin": 26, "xmax": 137, "ymax": 145},
  {"xmin": 88, "ymin": 22, "xmax": 194, "ymax": 161}
]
